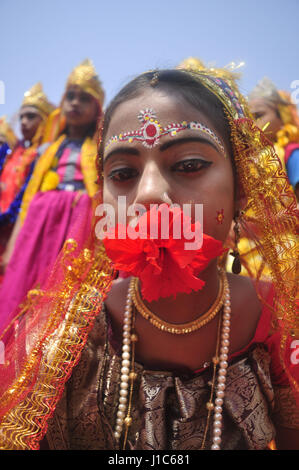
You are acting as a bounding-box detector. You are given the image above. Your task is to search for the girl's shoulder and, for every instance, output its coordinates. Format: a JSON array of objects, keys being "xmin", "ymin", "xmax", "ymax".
[{"xmin": 228, "ymin": 273, "xmax": 273, "ymax": 353}]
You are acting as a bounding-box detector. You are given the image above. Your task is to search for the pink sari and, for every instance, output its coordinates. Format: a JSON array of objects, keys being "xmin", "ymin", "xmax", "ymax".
[{"xmin": 0, "ymin": 190, "xmax": 93, "ymax": 334}]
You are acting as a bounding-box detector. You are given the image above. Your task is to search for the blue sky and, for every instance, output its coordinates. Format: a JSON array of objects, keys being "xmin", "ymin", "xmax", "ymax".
[{"xmin": 1, "ymin": 0, "xmax": 298, "ymax": 134}]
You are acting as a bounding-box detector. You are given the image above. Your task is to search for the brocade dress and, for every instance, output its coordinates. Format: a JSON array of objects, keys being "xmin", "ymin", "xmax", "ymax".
[{"xmin": 45, "ymin": 299, "xmax": 299, "ymax": 450}]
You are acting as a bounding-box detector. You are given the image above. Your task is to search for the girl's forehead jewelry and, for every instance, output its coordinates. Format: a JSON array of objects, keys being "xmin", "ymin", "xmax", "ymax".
[
  {"xmin": 150, "ymin": 71, "xmax": 159, "ymax": 87},
  {"xmin": 105, "ymin": 108, "xmax": 226, "ymax": 156}
]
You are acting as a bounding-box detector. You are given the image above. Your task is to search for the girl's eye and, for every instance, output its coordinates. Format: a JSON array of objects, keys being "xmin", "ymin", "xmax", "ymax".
[
  {"xmin": 27, "ymin": 113, "xmax": 37, "ymax": 120},
  {"xmin": 172, "ymin": 158, "xmax": 212, "ymax": 173},
  {"xmin": 80, "ymin": 94, "xmax": 92, "ymax": 103},
  {"xmin": 108, "ymin": 167, "xmax": 139, "ymax": 182},
  {"xmin": 65, "ymin": 91, "xmax": 75, "ymax": 101},
  {"xmin": 253, "ymin": 112, "xmax": 264, "ymax": 120}
]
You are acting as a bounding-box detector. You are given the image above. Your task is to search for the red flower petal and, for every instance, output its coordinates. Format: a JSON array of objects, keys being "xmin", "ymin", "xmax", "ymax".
[
  {"xmin": 102, "ymin": 205, "xmax": 224, "ymax": 301},
  {"xmin": 139, "ymin": 253, "xmax": 205, "ymax": 301}
]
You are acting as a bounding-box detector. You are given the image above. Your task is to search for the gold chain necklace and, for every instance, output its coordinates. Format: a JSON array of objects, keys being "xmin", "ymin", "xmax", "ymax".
[
  {"xmin": 131, "ymin": 269, "xmax": 226, "ymax": 334},
  {"xmin": 201, "ymin": 310, "xmax": 222, "ymax": 449}
]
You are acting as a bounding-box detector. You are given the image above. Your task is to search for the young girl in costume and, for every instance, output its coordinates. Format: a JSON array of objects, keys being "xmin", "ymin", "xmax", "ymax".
[
  {"xmin": 0, "ymin": 85, "xmax": 54, "ymax": 260},
  {"xmin": 0, "ymin": 65, "xmax": 298, "ymax": 451},
  {"xmin": 249, "ymin": 77, "xmax": 299, "ymax": 201},
  {"xmin": 0, "ymin": 60, "xmax": 104, "ymax": 332},
  {"xmin": 225, "ymin": 78, "xmax": 299, "ymax": 279},
  {"xmin": 0, "ymin": 115, "xmax": 17, "ymax": 158},
  {"xmin": 0, "ymin": 116, "xmax": 17, "ymax": 260}
]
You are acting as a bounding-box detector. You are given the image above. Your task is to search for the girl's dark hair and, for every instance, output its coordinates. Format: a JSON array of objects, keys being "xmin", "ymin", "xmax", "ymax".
[{"xmin": 99, "ymin": 69, "xmax": 236, "ymax": 189}]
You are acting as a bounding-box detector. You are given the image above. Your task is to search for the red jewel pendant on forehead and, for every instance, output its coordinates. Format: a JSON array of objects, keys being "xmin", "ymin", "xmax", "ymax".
[{"xmin": 138, "ymin": 108, "xmax": 162, "ymax": 148}]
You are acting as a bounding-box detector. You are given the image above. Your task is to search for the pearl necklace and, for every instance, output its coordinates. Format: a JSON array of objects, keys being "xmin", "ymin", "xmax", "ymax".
[
  {"xmin": 114, "ymin": 278, "xmax": 136, "ymax": 444},
  {"xmin": 211, "ymin": 272, "xmax": 231, "ymax": 450},
  {"xmin": 114, "ymin": 272, "xmax": 231, "ymax": 450}
]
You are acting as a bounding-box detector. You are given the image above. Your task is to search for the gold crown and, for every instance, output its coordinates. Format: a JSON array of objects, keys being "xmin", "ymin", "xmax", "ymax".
[
  {"xmin": 249, "ymin": 77, "xmax": 299, "ymax": 126},
  {"xmin": 0, "ymin": 115, "xmax": 17, "ymax": 148},
  {"xmin": 249, "ymin": 77, "xmax": 285, "ymax": 105},
  {"xmin": 22, "ymin": 82, "xmax": 55, "ymax": 119},
  {"xmin": 66, "ymin": 59, "xmax": 105, "ymax": 108}
]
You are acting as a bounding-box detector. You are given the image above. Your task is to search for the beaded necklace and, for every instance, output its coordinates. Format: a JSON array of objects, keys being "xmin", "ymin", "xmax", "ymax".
[{"xmin": 115, "ymin": 271, "xmax": 231, "ymax": 450}]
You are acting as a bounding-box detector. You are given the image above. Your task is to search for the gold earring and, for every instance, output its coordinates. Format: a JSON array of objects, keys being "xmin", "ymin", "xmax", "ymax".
[{"xmin": 231, "ymin": 213, "xmax": 241, "ymax": 275}]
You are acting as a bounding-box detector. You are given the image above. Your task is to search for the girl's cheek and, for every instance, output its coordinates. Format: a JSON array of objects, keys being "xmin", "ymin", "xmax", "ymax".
[{"xmin": 202, "ymin": 202, "xmax": 233, "ymax": 240}]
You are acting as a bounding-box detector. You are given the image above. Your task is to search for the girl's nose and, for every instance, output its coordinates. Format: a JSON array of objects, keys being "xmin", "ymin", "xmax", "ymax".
[{"xmin": 133, "ymin": 161, "xmax": 172, "ymax": 209}]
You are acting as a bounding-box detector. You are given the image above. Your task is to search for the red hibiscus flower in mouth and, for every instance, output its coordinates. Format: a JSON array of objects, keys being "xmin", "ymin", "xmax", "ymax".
[{"xmin": 103, "ymin": 204, "xmax": 225, "ymax": 302}]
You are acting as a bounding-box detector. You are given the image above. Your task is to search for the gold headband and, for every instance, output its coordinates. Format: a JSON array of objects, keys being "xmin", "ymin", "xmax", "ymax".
[{"xmin": 177, "ymin": 57, "xmax": 251, "ymax": 121}]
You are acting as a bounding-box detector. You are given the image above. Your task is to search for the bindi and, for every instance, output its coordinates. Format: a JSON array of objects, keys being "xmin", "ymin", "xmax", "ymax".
[
  {"xmin": 105, "ymin": 108, "xmax": 226, "ymax": 156},
  {"xmin": 216, "ymin": 209, "xmax": 225, "ymax": 225}
]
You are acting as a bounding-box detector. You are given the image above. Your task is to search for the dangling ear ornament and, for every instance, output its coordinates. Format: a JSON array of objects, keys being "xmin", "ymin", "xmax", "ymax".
[{"xmin": 230, "ymin": 213, "xmax": 242, "ymax": 275}]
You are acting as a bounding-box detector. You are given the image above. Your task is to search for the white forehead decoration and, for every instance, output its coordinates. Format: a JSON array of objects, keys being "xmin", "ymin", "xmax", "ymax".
[{"xmin": 105, "ymin": 108, "xmax": 226, "ymax": 155}]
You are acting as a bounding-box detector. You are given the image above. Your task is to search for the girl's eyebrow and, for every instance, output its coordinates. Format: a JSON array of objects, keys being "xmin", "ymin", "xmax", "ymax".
[
  {"xmin": 103, "ymin": 147, "xmax": 140, "ymax": 165},
  {"xmin": 103, "ymin": 135, "xmax": 222, "ymax": 165},
  {"xmin": 159, "ymin": 136, "xmax": 220, "ymax": 153}
]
